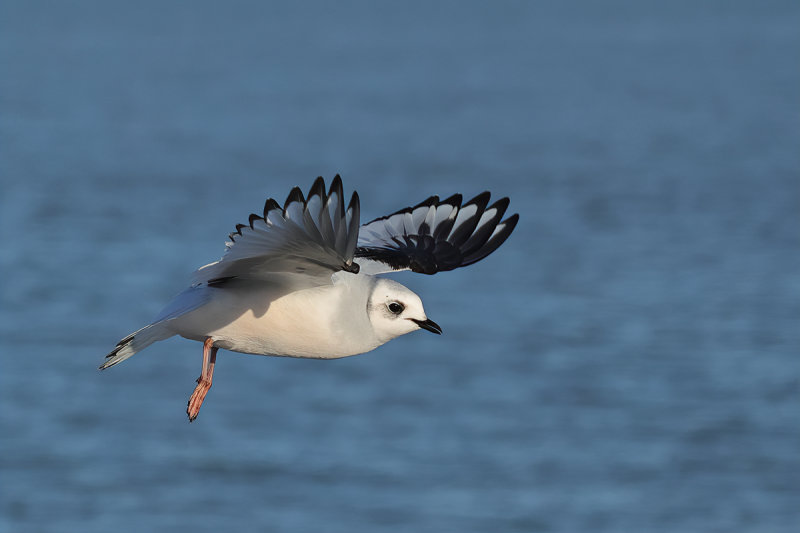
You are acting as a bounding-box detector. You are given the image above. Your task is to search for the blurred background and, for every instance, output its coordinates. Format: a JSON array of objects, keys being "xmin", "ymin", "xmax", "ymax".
[{"xmin": 1, "ymin": 1, "xmax": 798, "ymax": 531}]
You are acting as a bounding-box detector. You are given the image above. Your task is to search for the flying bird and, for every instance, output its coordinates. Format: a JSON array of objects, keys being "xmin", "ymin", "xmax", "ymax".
[{"xmin": 100, "ymin": 175, "xmax": 518, "ymax": 421}]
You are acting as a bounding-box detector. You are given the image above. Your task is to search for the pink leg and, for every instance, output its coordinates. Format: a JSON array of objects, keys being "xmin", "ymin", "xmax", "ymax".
[{"xmin": 187, "ymin": 337, "xmax": 218, "ymax": 422}]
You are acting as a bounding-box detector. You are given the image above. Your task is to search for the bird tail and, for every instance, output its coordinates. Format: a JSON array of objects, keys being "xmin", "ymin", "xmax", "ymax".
[{"xmin": 99, "ymin": 323, "xmax": 174, "ymax": 370}]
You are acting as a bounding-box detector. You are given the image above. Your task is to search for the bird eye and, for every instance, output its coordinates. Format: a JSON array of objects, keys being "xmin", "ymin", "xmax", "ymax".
[{"xmin": 388, "ymin": 302, "xmax": 404, "ymax": 315}]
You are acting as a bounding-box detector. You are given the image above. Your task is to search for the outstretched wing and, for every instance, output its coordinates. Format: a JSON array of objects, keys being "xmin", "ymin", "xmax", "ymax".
[
  {"xmin": 355, "ymin": 191, "xmax": 518, "ymax": 275},
  {"xmin": 192, "ymin": 175, "xmax": 361, "ymax": 286}
]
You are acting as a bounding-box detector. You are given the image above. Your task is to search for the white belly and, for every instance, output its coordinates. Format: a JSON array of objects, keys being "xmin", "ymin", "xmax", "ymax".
[{"xmin": 166, "ymin": 277, "xmax": 381, "ymax": 359}]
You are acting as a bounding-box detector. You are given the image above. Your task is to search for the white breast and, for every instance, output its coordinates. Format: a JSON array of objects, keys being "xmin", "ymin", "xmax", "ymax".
[{"xmin": 166, "ymin": 274, "xmax": 382, "ymax": 359}]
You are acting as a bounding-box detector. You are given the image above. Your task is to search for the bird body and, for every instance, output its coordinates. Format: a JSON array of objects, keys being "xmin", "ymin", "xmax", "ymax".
[
  {"xmin": 167, "ymin": 273, "xmax": 393, "ymax": 359},
  {"xmin": 100, "ymin": 175, "xmax": 517, "ymax": 420}
]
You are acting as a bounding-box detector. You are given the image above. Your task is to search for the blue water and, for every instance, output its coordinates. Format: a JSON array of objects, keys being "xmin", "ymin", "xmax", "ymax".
[{"xmin": 2, "ymin": 1, "xmax": 799, "ymax": 531}]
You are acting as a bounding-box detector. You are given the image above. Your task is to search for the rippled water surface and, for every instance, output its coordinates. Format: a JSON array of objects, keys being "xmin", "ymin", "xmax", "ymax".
[{"xmin": 1, "ymin": 1, "xmax": 798, "ymax": 532}]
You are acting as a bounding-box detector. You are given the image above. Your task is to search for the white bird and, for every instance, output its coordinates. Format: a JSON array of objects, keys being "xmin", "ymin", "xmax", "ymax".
[{"xmin": 100, "ymin": 175, "xmax": 518, "ymax": 421}]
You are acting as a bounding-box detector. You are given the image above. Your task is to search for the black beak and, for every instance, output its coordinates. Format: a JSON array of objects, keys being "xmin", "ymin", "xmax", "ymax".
[{"xmin": 411, "ymin": 318, "xmax": 442, "ymax": 335}]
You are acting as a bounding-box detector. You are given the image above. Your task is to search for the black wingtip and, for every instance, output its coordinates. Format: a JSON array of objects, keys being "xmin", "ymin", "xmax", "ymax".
[
  {"xmin": 440, "ymin": 193, "xmax": 463, "ymax": 208},
  {"xmin": 413, "ymin": 196, "xmax": 439, "ymax": 209},
  {"xmin": 469, "ymin": 191, "xmax": 492, "ymax": 208},
  {"xmin": 262, "ymin": 198, "xmax": 281, "ymax": 219},
  {"xmin": 460, "ymin": 197, "xmax": 511, "ymax": 257},
  {"xmin": 356, "ymin": 187, "xmax": 518, "ymax": 275},
  {"xmin": 309, "ymin": 176, "xmax": 326, "ymax": 200},
  {"xmin": 449, "ymin": 191, "xmax": 492, "ymax": 247},
  {"xmin": 284, "ymin": 187, "xmax": 305, "ymax": 213},
  {"xmin": 344, "ymin": 189, "xmax": 361, "ymax": 259},
  {"xmin": 501, "ymin": 213, "xmax": 520, "ymax": 236},
  {"xmin": 347, "ymin": 189, "xmax": 359, "ymax": 211},
  {"xmin": 462, "ymin": 212, "xmax": 519, "ymax": 266},
  {"xmin": 329, "ymin": 174, "xmax": 343, "ymax": 196},
  {"xmin": 488, "ymin": 197, "xmax": 510, "ymax": 218}
]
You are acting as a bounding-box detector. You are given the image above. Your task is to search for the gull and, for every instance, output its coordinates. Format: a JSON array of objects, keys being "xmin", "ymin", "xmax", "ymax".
[{"xmin": 100, "ymin": 175, "xmax": 518, "ymax": 421}]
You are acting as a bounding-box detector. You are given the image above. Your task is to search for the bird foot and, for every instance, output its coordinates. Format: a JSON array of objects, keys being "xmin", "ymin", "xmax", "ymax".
[{"xmin": 187, "ymin": 377, "xmax": 212, "ymax": 422}]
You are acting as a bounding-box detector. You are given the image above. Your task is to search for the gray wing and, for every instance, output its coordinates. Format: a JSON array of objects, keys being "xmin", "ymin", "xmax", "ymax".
[
  {"xmin": 355, "ymin": 191, "xmax": 518, "ymax": 275},
  {"xmin": 191, "ymin": 175, "xmax": 360, "ymax": 286}
]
